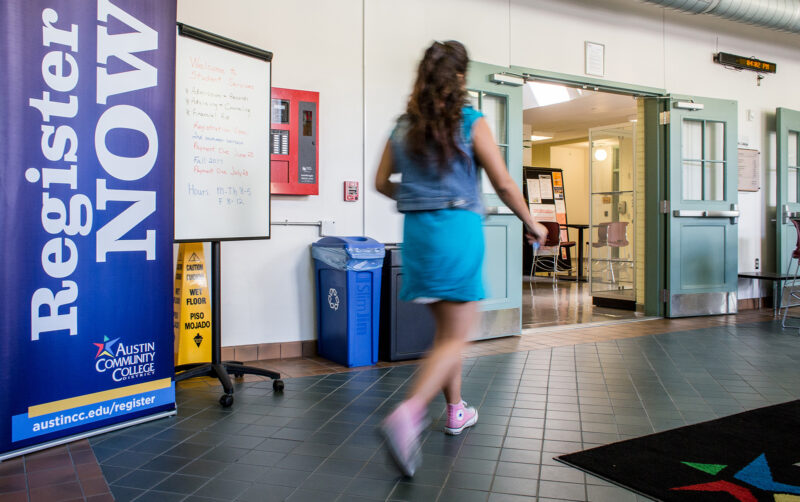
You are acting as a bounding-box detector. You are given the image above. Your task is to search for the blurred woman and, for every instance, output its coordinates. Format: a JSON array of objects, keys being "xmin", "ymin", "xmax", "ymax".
[{"xmin": 375, "ymin": 40, "xmax": 547, "ymax": 477}]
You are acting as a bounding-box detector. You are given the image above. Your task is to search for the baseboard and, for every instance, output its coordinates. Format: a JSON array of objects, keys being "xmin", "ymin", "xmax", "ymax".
[{"xmin": 221, "ymin": 340, "xmax": 316, "ymax": 362}]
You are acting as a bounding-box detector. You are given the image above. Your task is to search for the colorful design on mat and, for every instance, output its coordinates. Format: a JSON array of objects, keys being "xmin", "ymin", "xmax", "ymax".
[
  {"xmin": 672, "ymin": 454, "xmax": 800, "ymax": 500},
  {"xmin": 775, "ymin": 495, "xmax": 800, "ymax": 501},
  {"xmin": 682, "ymin": 461, "xmax": 727, "ymax": 475},
  {"xmin": 671, "ymin": 480, "xmax": 756, "ymax": 502},
  {"xmin": 734, "ymin": 454, "xmax": 800, "ymax": 495}
]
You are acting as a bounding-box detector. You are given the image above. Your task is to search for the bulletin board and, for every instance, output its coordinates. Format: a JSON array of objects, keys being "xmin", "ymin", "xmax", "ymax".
[
  {"xmin": 524, "ymin": 167, "xmax": 570, "ymax": 245},
  {"xmin": 174, "ymin": 24, "xmax": 273, "ymax": 241}
]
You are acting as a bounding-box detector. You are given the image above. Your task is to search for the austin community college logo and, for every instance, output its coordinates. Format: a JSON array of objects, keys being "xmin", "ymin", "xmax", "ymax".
[{"xmin": 93, "ymin": 336, "xmax": 157, "ymax": 383}]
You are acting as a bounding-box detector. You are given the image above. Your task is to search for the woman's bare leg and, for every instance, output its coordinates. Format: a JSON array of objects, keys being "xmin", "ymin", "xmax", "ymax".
[
  {"xmin": 407, "ymin": 300, "xmax": 477, "ymax": 405},
  {"xmin": 380, "ymin": 300, "xmax": 478, "ymax": 477},
  {"xmin": 442, "ymin": 359, "xmax": 462, "ymax": 405}
]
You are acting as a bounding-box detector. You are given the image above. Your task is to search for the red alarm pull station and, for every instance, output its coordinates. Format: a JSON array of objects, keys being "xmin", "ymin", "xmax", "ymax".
[{"xmin": 344, "ymin": 181, "xmax": 359, "ymax": 201}]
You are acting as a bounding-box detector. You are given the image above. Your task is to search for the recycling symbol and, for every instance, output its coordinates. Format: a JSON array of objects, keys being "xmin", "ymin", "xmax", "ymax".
[{"xmin": 327, "ymin": 288, "xmax": 340, "ymax": 311}]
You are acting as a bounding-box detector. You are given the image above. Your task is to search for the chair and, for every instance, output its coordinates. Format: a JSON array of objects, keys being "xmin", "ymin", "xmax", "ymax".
[
  {"xmin": 780, "ymin": 218, "xmax": 800, "ymax": 328},
  {"xmin": 607, "ymin": 221, "xmax": 630, "ymax": 283},
  {"xmin": 591, "ymin": 222, "xmax": 610, "ymax": 281},
  {"xmin": 530, "ymin": 221, "xmax": 576, "ymax": 283},
  {"xmin": 591, "ymin": 221, "xmax": 629, "ymax": 284}
]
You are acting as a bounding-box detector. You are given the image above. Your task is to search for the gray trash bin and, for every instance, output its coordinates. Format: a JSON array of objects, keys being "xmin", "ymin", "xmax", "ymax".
[{"xmin": 379, "ymin": 244, "xmax": 435, "ymax": 361}]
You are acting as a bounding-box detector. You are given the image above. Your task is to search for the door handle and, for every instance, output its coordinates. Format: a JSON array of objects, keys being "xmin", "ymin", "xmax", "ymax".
[
  {"xmin": 672, "ymin": 210, "xmax": 740, "ymax": 217},
  {"xmin": 672, "ymin": 206, "xmax": 740, "ymax": 223},
  {"xmin": 782, "ymin": 204, "xmax": 800, "ymax": 224}
]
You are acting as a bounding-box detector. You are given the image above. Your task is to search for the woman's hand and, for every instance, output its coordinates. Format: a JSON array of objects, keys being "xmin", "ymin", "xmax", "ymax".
[{"xmin": 524, "ymin": 221, "xmax": 548, "ymax": 246}]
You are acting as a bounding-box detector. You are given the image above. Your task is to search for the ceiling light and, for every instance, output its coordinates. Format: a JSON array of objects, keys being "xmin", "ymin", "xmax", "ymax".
[
  {"xmin": 594, "ymin": 148, "xmax": 608, "ymax": 161},
  {"xmin": 530, "ymin": 135, "xmax": 553, "ymax": 141}
]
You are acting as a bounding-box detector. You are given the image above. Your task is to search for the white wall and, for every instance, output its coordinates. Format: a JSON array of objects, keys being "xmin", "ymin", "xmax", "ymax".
[
  {"xmin": 177, "ymin": 0, "xmax": 800, "ymax": 345},
  {"xmin": 550, "ymin": 146, "xmax": 589, "ymax": 225},
  {"xmin": 177, "ymin": 0, "xmax": 364, "ymax": 345}
]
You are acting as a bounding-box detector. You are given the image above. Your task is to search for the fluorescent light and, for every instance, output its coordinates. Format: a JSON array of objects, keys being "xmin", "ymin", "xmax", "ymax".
[{"xmin": 530, "ymin": 135, "xmax": 553, "ymax": 141}]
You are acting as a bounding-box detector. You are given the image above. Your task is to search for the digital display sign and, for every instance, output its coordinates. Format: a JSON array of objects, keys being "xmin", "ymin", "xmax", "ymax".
[{"xmin": 714, "ymin": 52, "xmax": 776, "ymax": 74}]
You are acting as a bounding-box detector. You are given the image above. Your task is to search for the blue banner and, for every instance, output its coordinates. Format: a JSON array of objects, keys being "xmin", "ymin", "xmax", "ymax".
[{"xmin": 0, "ymin": 0, "xmax": 176, "ymax": 457}]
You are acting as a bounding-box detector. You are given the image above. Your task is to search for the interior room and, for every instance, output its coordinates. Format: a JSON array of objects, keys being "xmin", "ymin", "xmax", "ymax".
[
  {"xmin": 519, "ymin": 81, "xmax": 646, "ymax": 330},
  {"xmin": 6, "ymin": 1, "xmax": 800, "ymax": 501}
]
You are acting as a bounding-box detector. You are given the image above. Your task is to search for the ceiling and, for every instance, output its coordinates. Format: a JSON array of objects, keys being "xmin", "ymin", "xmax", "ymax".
[{"xmin": 524, "ymin": 89, "xmax": 637, "ymax": 145}]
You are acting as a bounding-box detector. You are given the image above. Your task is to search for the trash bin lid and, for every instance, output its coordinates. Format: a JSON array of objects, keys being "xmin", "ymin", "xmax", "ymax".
[{"xmin": 312, "ymin": 236, "xmax": 385, "ymax": 260}]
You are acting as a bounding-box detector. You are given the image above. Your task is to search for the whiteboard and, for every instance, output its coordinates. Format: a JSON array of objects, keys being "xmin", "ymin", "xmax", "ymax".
[{"xmin": 174, "ymin": 27, "xmax": 271, "ymax": 241}]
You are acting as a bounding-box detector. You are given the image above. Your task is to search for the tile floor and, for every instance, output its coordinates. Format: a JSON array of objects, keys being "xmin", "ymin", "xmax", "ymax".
[
  {"xmin": 0, "ymin": 439, "xmax": 112, "ymax": 502},
  {"xmin": 72, "ymin": 314, "xmax": 798, "ymax": 502}
]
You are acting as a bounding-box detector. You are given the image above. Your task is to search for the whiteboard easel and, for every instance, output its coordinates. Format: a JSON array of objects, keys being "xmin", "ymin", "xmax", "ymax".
[
  {"xmin": 174, "ymin": 24, "xmax": 271, "ymax": 241},
  {"xmin": 172, "ymin": 24, "xmax": 283, "ymax": 405}
]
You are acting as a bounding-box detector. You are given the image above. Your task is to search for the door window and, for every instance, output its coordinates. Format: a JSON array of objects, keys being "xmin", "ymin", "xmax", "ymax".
[
  {"xmin": 468, "ymin": 90, "xmax": 508, "ymax": 195},
  {"xmin": 681, "ymin": 118, "xmax": 726, "ymax": 201},
  {"xmin": 789, "ymin": 131, "xmax": 799, "ymax": 203}
]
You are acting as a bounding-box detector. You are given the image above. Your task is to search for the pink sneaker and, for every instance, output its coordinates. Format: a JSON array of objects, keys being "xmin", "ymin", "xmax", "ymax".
[
  {"xmin": 444, "ymin": 401, "xmax": 478, "ymax": 435},
  {"xmin": 380, "ymin": 400, "xmax": 426, "ymax": 477}
]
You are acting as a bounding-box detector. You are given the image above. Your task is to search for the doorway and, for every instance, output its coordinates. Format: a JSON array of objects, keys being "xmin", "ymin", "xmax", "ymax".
[{"xmin": 520, "ymin": 82, "xmax": 645, "ymax": 329}]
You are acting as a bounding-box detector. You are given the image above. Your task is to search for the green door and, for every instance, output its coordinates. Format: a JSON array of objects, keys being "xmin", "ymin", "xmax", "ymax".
[
  {"xmin": 467, "ymin": 62, "xmax": 523, "ymax": 338},
  {"xmin": 776, "ymin": 108, "xmax": 800, "ymax": 276},
  {"xmin": 666, "ymin": 96, "xmax": 739, "ymax": 317}
]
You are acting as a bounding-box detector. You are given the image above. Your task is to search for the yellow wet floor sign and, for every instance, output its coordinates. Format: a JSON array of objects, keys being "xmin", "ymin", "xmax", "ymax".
[{"xmin": 174, "ymin": 243, "xmax": 212, "ymax": 365}]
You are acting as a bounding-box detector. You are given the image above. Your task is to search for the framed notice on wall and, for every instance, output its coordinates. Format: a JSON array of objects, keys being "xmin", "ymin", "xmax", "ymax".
[{"xmin": 738, "ymin": 148, "xmax": 761, "ymax": 192}]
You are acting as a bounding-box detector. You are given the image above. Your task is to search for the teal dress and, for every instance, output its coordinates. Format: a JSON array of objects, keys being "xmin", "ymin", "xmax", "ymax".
[
  {"xmin": 401, "ymin": 208, "xmax": 485, "ymax": 303},
  {"xmin": 396, "ymin": 107, "xmax": 486, "ymax": 303}
]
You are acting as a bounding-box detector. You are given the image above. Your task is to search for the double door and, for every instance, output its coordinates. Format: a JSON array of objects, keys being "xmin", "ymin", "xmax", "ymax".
[{"xmin": 465, "ymin": 64, "xmax": 743, "ymax": 320}]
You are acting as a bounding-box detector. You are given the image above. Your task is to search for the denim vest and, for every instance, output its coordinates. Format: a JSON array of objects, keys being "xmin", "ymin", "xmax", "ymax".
[{"xmin": 390, "ymin": 106, "xmax": 484, "ymax": 214}]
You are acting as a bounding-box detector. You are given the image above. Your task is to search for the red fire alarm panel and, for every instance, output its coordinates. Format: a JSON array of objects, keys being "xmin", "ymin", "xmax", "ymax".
[
  {"xmin": 344, "ymin": 181, "xmax": 359, "ymax": 201},
  {"xmin": 270, "ymin": 87, "xmax": 319, "ymax": 195}
]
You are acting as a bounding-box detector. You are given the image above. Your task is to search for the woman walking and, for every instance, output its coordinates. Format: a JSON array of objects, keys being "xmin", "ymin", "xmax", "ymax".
[{"xmin": 374, "ymin": 40, "xmax": 547, "ymax": 477}]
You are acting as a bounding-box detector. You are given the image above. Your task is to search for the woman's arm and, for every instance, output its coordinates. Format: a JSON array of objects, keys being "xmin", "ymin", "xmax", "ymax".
[
  {"xmin": 472, "ymin": 117, "xmax": 547, "ymax": 245},
  {"xmin": 375, "ymin": 140, "xmax": 397, "ymax": 199}
]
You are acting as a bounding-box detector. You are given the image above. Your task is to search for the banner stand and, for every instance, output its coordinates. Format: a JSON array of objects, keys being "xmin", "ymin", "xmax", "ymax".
[
  {"xmin": 0, "ymin": 410, "xmax": 175, "ymax": 462},
  {"xmin": 1, "ymin": 0, "xmax": 177, "ymax": 460}
]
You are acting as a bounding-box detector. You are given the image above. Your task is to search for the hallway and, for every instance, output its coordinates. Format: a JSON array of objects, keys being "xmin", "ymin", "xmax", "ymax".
[{"xmin": 28, "ymin": 312, "xmax": 794, "ymax": 502}]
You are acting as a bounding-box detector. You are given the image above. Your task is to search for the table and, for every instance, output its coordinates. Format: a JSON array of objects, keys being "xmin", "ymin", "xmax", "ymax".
[
  {"xmin": 737, "ymin": 271, "xmax": 797, "ymax": 316},
  {"xmin": 565, "ymin": 223, "xmax": 589, "ymax": 282}
]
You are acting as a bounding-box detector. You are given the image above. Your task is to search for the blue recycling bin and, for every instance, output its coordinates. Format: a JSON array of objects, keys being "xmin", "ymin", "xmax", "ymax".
[{"xmin": 312, "ymin": 237, "xmax": 385, "ymax": 367}]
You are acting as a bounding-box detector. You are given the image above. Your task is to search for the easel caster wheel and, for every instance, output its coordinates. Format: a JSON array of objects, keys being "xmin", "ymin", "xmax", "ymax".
[
  {"xmin": 273, "ymin": 379, "xmax": 284, "ymax": 392},
  {"xmin": 219, "ymin": 394, "xmax": 234, "ymax": 407}
]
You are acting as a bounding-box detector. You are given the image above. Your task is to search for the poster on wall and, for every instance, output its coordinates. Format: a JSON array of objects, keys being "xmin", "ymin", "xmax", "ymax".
[
  {"xmin": 530, "ymin": 203, "xmax": 558, "ymax": 222},
  {"xmin": 539, "ymin": 175, "xmax": 554, "ymax": 199},
  {"xmin": 526, "ymin": 178, "xmax": 542, "ymax": 203},
  {"xmin": 0, "ymin": 0, "xmax": 177, "ymax": 459}
]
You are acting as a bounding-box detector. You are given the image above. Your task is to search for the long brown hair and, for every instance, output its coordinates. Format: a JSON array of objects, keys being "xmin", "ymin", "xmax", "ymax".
[{"xmin": 405, "ymin": 40, "xmax": 469, "ymax": 170}]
